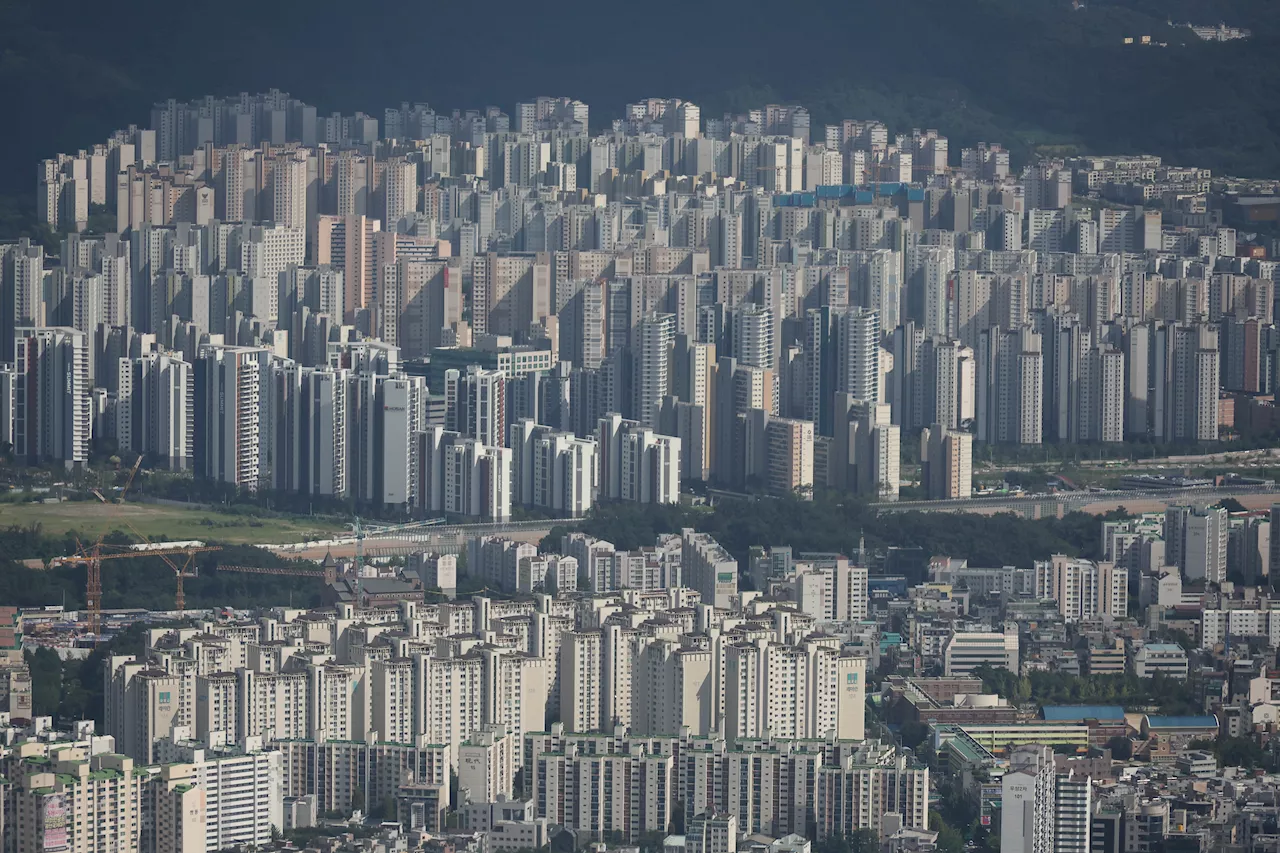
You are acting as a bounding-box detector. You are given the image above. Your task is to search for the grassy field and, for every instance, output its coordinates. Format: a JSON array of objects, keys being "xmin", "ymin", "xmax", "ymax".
[{"xmin": 0, "ymin": 501, "xmax": 345, "ymax": 544}]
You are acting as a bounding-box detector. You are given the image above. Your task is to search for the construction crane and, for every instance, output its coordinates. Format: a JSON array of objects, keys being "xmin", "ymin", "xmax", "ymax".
[
  {"xmin": 347, "ymin": 517, "xmax": 445, "ymax": 603},
  {"xmin": 77, "ymin": 456, "xmax": 142, "ymax": 636},
  {"xmin": 83, "ymin": 501, "xmax": 222, "ymax": 614},
  {"xmin": 64, "ymin": 458, "xmax": 221, "ymax": 634}
]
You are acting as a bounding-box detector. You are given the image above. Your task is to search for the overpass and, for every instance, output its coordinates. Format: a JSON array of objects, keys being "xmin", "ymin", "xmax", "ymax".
[
  {"xmin": 875, "ymin": 483, "xmax": 1280, "ymax": 517},
  {"xmin": 264, "ymin": 517, "xmax": 581, "ymax": 559},
  {"xmin": 259, "ymin": 484, "xmax": 1280, "ymax": 562}
]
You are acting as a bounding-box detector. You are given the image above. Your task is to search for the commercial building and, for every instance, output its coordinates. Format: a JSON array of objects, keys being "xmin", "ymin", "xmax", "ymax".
[
  {"xmin": 943, "ymin": 629, "xmax": 1019, "ymax": 675},
  {"xmin": 1133, "ymin": 644, "xmax": 1189, "ymax": 679}
]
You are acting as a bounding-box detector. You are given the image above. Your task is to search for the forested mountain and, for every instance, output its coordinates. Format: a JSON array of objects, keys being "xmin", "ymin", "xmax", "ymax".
[{"xmin": 2, "ymin": 0, "xmax": 1277, "ymax": 213}]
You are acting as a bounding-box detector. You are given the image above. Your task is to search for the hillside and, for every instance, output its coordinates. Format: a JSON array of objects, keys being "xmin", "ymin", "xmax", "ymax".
[{"xmin": 1, "ymin": 0, "xmax": 1277, "ymax": 205}]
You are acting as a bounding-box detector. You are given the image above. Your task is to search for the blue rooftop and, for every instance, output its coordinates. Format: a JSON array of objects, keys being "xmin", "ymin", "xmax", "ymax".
[
  {"xmin": 1042, "ymin": 705, "xmax": 1125, "ymax": 723},
  {"xmin": 1144, "ymin": 715, "xmax": 1218, "ymax": 728},
  {"xmin": 774, "ymin": 192, "xmax": 817, "ymax": 208}
]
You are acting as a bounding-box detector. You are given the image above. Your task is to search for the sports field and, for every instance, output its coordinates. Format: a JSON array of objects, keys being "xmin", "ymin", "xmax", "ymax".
[{"xmin": 0, "ymin": 501, "xmax": 343, "ymax": 544}]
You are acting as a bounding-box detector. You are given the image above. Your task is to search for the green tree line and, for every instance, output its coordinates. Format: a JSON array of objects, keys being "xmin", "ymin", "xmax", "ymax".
[
  {"xmin": 548, "ymin": 493, "xmax": 1121, "ymax": 576},
  {"xmin": 0, "ymin": 525, "xmax": 328, "ymax": 611}
]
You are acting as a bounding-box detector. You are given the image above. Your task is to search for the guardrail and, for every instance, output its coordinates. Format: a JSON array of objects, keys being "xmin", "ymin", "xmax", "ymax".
[
  {"xmin": 264, "ymin": 517, "xmax": 581, "ymax": 552},
  {"xmin": 876, "ymin": 483, "xmax": 1278, "ymax": 514}
]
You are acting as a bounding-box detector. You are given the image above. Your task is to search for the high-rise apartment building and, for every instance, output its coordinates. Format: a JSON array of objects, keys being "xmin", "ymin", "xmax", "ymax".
[
  {"xmin": 920, "ymin": 422, "xmax": 972, "ymax": 500},
  {"xmin": 596, "ymin": 413, "xmax": 680, "ymax": 505},
  {"xmin": 559, "ymin": 630, "xmax": 603, "ymax": 732},
  {"xmin": 13, "ymin": 326, "xmax": 90, "ymax": 468},
  {"xmin": 1165, "ymin": 503, "xmax": 1228, "ymax": 583},
  {"xmin": 194, "ymin": 345, "xmax": 266, "ymax": 490},
  {"xmin": 977, "ymin": 326, "xmax": 1043, "ymax": 444},
  {"xmin": 1001, "ymin": 746, "xmax": 1056, "ymax": 853},
  {"xmin": 681, "ymin": 528, "xmax": 738, "ymax": 609},
  {"xmin": 634, "ymin": 312, "xmax": 675, "ymax": 429},
  {"xmin": 1033, "ymin": 555, "xmax": 1128, "ymax": 622},
  {"xmin": 764, "ymin": 416, "xmax": 815, "ymax": 496},
  {"xmin": 509, "ymin": 419, "xmax": 597, "ymax": 517},
  {"xmin": 417, "ymin": 426, "xmax": 513, "ymax": 520},
  {"xmin": 115, "ymin": 351, "xmax": 195, "ymax": 470}
]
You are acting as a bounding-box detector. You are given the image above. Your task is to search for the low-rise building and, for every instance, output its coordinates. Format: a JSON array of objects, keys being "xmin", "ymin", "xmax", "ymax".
[
  {"xmin": 1175, "ymin": 750, "xmax": 1217, "ymax": 777},
  {"xmin": 1134, "ymin": 644, "xmax": 1189, "ymax": 679},
  {"xmin": 943, "ymin": 629, "xmax": 1019, "ymax": 675}
]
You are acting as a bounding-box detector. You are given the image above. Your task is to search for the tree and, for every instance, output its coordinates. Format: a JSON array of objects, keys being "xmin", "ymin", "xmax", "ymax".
[
  {"xmin": 817, "ymin": 833, "xmax": 851, "ymax": 853},
  {"xmin": 849, "ymin": 829, "xmax": 879, "ymax": 853},
  {"xmin": 671, "ymin": 800, "xmax": 686, "ymax": 834},
  {"xmin": 1216, "ymin": 735, "xmax": 1265, "ymax": 769},
  {"xmin": 26, "ymin": 647, "xmax": 63, "ymax": 717},
  {"xmin": 1217, "ymin": 497, "xmax": 1247, "ymax": 514},
  {"xmin": 899, "ymin": 720, "xmax": 930, "ymax": 750},
  {"xmin": 372, "ymin": 795, "xmax": 397, "ymax": 822},
  {"xmin": 1105, "ymin": 736, "xmax": 1133, "ymax": 761},
  {"xmin": 930, "ymin": 813, "xmax": 966, "ymax": 853},
  {"xmin": 637, "ymin": 831, "xmax": 667, "ymax": 853}
]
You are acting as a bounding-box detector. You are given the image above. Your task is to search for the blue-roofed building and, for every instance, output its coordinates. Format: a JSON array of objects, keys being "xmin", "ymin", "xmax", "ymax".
[
  {"xmin": 1041, "ymin": 705, "xmax": 1125, "ymax": 723},
  {"xmin": 1140, "ymin": 715, "xmax": 1219, "ymax": 743},
  {"xmin": 1042, "ymin": 705, "xmax": 1130, "ymax": 747}
]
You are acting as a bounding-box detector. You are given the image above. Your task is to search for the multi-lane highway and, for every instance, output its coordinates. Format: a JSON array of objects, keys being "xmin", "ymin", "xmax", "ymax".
[
  {"xmin": 264, "ymin": 517, "xmax": 580, "ymax": 559},
  {"xmin": 255, "ymin": 485, "xmax": 1280, "ymax": 562},
  {"xmin": 876, "ymin": 483, "xmax": 1280, "ymax": 517}
]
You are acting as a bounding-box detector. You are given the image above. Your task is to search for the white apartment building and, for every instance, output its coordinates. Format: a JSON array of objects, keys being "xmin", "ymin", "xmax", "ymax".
[
  {"xmin": 478, "ymin": 649, "xmax": 548, "ymax": 764},
  {"xmin": 722, "ymin": 642, "xmax": 866, "ymax": 742},
  {"xmin": 688, "ymin": 813, "xmax": 739, "ymax": 853},
  {"xmin": 13, "ymin": 752, "xmax": 144, "ymax": 853},
  {"xmin": 417, "ymin": 426, "xmax": 513, "ymax": 521},
  {"xmin": 636, "ymin": 312, "xmax": 676, "ymax": 428},
  {"xmin": 632, "ymin": 640, "xmax": 715, "ymax": 737},
  {"xmin": 1033, "ymin": 555, "xmax": 1128, "ymax": 622},
  {"xmin": 104, "ymin": 656, "xmax": 183, "ymax": 764},
  {"xmin": 371, "ymin": 657, "xmax": 415, "ymax": 745},
  {"xmin": 682, "ymin": 528, "xmax": 738, "ymax": 609},
  {"xmin": 1001, "ymin": 745, "xmax": 1056, "ymax": 853},
  {"xmin": 528, "ymin": 731, "xmax": 925, "ymax": 842},
  {"xmin": 791, "ymin": 556, "xmax": 869, "ymax": 623},
  {"xmin": 14, "ymin": 326, "xmax": 90, "ymax": 468},
  {"xmin": 116, "ymin": 351, "xmax": 195, "ymax": 470},
  {"xmin": 414, "ymin": 652, "xmax": 485, "ymax": 759},
  {"xmin": 236, "ymin": 669, "xmax": 309, "ymax": 742},
  {"xmin": 559, "ymin": 630, "xmax": 603, "ymax": 733},
  {"xmin": 155, "ymin": 733, "xmax": 285, "ymax": 851},
  {"xmin": 597, "ymin": 413, "xmax": 681, "ymax": 505},
  {"xmin": 509, "ymin": 419, "xmax": 597, "ymax": 518},
  {"xmin": 195, "ymin": 345, "xmax": 265, "ymax": 490},
  {"xmin": 275, "ymin": 739, "xmax": 449, "ymax": 816},
  {"xmin": 458, "ymin": 724, "xmax": 516, "ymax": 803},
  {"xmin": 1054, "ymin": 770, "xmax": 1091, "ymax": 853}
]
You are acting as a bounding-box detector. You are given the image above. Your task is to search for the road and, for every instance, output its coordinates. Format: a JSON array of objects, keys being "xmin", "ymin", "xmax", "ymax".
[
  {"xmin": 253, "ymin": 485, "xmax": 1280, "ymax": 564},
  {"xmin": 876, "ymin": 483, "xmax": 1280, "ymax": 517},
  {"xmin": 263, "ymin": 518, "xmax": 579, "ymax": 559}
]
